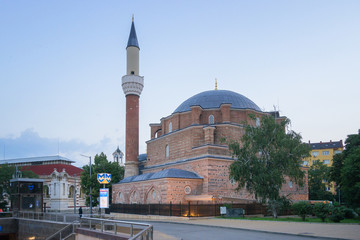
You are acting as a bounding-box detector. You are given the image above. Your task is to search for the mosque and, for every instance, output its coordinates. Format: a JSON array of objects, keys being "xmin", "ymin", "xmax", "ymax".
[{"xmin": 112, "ymin": 19, "xmax": 308, "ymax": 204}]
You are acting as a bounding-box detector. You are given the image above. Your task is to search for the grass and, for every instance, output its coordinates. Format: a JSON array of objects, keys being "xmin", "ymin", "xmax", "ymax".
[{"xmin": 218, "ymin": 216, "xmax": 360, "ymax": 224}]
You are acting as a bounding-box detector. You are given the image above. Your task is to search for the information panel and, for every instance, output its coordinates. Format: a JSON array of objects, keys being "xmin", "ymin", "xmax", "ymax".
[{"xmin": 99, "ymin": 188, "xmax": 109, "ymax": 209}]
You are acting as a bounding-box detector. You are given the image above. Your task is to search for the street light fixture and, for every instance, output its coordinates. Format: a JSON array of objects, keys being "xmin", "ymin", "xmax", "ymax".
[{"xmin": 80, "ymin": 154, "xmax": 92, "ymax": 216}]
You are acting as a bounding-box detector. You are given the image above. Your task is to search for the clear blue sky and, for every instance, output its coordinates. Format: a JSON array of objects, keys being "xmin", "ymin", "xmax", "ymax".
[{"xmin": 1, "ymin": 1, "xmax": 359, "ymax": 167}]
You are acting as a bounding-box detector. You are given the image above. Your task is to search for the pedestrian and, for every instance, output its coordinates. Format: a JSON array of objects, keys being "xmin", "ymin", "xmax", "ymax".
[{"xmin": 79, "ymin": 207, "xmax": 83, "ymax": 218}]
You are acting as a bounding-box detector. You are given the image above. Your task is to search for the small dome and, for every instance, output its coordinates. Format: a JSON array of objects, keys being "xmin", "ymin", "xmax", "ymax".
[{"xmin": 173, "ymin": 90, "xmax": 261, "ymax": 113}]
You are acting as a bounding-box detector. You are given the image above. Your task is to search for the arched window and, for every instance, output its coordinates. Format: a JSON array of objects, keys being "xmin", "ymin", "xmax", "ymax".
[
  {"xmin": 169, "ymin": 122, "xmax": 172, "ymax": 133},
  {"xmin": 165, "ymin": 145, "xmax": 169, "ymax": 158},
  {"xmin": 208, "ymin": 115, "xmax": 214, "ymax": 124},
  {"xmin": 69, "ymin": 185, "xmax": 75, "ymax": 198}
]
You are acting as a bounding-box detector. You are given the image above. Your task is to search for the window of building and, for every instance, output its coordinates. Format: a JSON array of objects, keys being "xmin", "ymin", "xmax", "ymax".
[
  {"xmin": 169, "ymin": 122, "xmax": 172, "ymax": 133},
  {"xmin": 63, "ymin": 183, "xmax": 65, "ymax": 195},
  {"xmin": 209, "ymin": 115, "xmax": 214, "ymax": 124},
  {"xmin": 165, "ymin": 145, "xmax": 169, "ymax": 158},
  {"xmin": 303, "ymin": 161, "xmax": 309, "ymax": 166},
  {"xmin": 313, "ymin": 160, "xmax": 319, "ymax": 164},
  {"xmin": 312, "ymin": 151, "xmax": 319, "ymax": 157},
  {"xmin": 323, "ymin": 160, "xmax": 330, "ymax": 165},
  {"xmin": 325, "ymin": 186, "xmax": 331, "ymax": 191},
  {"xmin": 54, "ymin": 183, "xmax": 56, "ymax": 196},
  {"xmin": 69, "ymin": 185, "xmax": 75, "ymax": 198},
  {"xmin": 288, "ymin": 181, "xmax": 293, "ymax": 188},
  {"xmin": 334, "ymin": 150, "xmax": 342, "ymax": 155},
  {"xmin": 322, "ymin": 151, "xmax": 330, "ymax": 156},
  {"xmin": 131, "ymin": 71, "xmax": 134, "ymax": 75},
  {"xmin": 152, "ymin": 190, "xmax": 156, "ymax": 200},
  {"xmin": 256, "ymin": 117, "xmax": 260, "ymax": 127}
]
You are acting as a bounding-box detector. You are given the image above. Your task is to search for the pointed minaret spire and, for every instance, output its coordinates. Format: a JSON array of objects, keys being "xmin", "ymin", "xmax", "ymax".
[{"xmin": 127, "ymin": 16, "xmax": 139, "ymax": 49}]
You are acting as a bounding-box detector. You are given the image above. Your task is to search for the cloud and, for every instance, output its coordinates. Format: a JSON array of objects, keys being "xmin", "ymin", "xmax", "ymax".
[{"xmin": 0, "ymin": 128, "xmax": 122, "ymax": 168}]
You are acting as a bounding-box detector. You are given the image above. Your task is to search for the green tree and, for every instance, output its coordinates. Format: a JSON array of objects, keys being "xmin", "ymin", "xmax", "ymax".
[
  {"xmin": 341, "ymin": 133, "xmax": 360, "ymax": 206},
  {"xmin": 291, "ymin": 201, "xmax": 312, "ymax": 221},
  {"xmin": 313, "ymin": 202, "xmax": 331, "ymax": 222},
  {"xmin": 329, "ymin": 153, "xmax": 344, "ymax": 186},
  {"xmin": 227, "ymin": 114, "xmax": 310, "ymax": 218},
  {"xmin": 80, "ymin": 152, "xmax": 124, "ymax": 207},
  {"xmin": 308, "ymin": 161, "xmax": 333, "ymax": 201},
  {"xmin": 329, "ymin": 153, "xmax": 344, "ymax": 202},
  {"xmin": 0, "ymin": 164, "xmax": 38, "ymax": 209}
]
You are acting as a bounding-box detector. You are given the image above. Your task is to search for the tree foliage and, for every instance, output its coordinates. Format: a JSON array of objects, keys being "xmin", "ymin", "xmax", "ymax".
[
  {"xmin": 308, "ymin": 161, "xmax": 333, "ymax": 201},
  {"xmin": 340, "ymin": 133, "xmax": 360, "ymax": 206},
  {"xmin": 329, "ymin": 153, "xmax": 344, "ymax": 187},
  {"xmin": 227, "ymin": 114, "xmax": 310, "ymax": 217},
  {"xmin": 291, "ymin": 201, "xmax": 312, "ymax": 221},
  {"xmin": 80, "ymin": 152, "xmax": 124, "ymax": 206}
]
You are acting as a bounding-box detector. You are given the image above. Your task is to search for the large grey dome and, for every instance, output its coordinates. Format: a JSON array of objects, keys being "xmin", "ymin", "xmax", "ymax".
[{"xmin": 173, "ymin": 90, "xmax": 261, "ymax": 114}]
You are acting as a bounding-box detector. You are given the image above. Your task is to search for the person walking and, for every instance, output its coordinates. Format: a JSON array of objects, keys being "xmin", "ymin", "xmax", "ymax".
[{"xmin": 79, "ymin": 207, "xmax": 83, "ymax": 218}]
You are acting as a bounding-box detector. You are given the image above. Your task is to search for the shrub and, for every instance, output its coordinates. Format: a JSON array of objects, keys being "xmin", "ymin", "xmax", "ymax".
[
  {"xmin": 329, "ymin": 207, "xmax": 345, "ymax": 222},
  {"xmin": 343, "ymin": 208, "xmax": 355, "ymax": 219},
  {"xmin": 313, "ymin": 203, "xmax": 331, "ymax": 222},
  {"xmin": 291, "ymin": 201, "xmax": 312, "ymax": 221}
]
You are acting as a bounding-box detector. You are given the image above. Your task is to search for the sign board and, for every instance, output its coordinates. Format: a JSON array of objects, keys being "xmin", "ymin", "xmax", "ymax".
[
  {"xmin": 220, "ymin": 206, "xmax": 227, "ymax": 215},
  {"xmin": 97, "ymin": 173, "xmax": 111, "ymax": 184},
  {"xmin": 99, "ymin": 188, "xmax": 109, "ymax": 208}
]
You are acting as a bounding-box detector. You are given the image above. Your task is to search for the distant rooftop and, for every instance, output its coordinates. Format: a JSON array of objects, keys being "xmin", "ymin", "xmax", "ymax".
[
  {"xmin": 308, "ymin": 140, "xmax": 343, "ymax": 150},
  {"xmin": 1, "ymin": 155, "xmax": 75, "ymax": 165},
  {"xmin": 22, "ymin": 164, "xmax": 83, "ymax": 176}
]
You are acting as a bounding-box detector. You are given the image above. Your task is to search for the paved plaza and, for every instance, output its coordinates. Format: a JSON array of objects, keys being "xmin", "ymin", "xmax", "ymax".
[{"xmin": 111, "ymin": 213, "xmax": 360, "ymax": 240}]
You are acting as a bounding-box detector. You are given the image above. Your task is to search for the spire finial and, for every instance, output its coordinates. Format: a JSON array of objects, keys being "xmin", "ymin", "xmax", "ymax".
[
  {"xmin": 132, "ymin": 14, "xmax": 134, "ymax": 22},
  {"xmin": 215, "ymin": 78, "xmax": 218, "ymax": 90}
]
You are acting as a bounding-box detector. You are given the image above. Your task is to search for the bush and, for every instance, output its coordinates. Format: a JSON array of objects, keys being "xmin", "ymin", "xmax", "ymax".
[
  {"xmin": 329, "ymin": 207, "xmax": 345, "ymax": 222},
  {"xmin": 291, "ymin": 201, "xmax": 312, "ymax": 221},
  {"xmin": 343, "ymin": 208, "xmax": 356, "ymax": 219},
  {"xmin": 313, "ymin": 203, "xmax": 331, "ymax": 222}
]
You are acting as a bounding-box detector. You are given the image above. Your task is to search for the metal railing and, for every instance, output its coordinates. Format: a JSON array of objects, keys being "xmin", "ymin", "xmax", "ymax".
[
  {"xmin": 45, "ymin": 221, "xmax": 79, "ymax": 240},
  {"xmin": 12, "ymin": 211, "xmax": 153, "ymax": 240},
  {"xmin": 13, "ymin": 211, "xmax": 101, "ymax": 223},
  {"xmin": 80, "ymin": 217, "xmax": 153, "ymax": 240}
]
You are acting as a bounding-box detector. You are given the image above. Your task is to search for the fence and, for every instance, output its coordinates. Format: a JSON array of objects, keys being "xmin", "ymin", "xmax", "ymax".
[{"xmin": 110, "ymin": 202, "xmax": 267, "ymax": 217}]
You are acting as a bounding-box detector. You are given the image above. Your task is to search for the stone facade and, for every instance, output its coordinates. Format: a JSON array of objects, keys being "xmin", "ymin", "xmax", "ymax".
[{"xmin": 113, "ymin": 104, "xmax": 308, "ymax": 204}]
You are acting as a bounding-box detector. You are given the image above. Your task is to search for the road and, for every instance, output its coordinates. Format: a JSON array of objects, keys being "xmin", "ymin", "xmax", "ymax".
[{"xmin": 143, "ymin": 221, "xmax": 336, "ymax": 240}]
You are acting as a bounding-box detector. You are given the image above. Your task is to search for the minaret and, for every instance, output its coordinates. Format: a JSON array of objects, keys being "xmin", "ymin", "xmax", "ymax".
[{"xmin": 122, "ymin": 17, "xmax": 144, "ymax": 178}]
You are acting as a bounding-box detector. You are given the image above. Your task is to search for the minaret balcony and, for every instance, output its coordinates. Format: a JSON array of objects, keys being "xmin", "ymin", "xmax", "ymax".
[{"xmin": 122, "ymin": 75, "xmax": 144, "ymax": 96}]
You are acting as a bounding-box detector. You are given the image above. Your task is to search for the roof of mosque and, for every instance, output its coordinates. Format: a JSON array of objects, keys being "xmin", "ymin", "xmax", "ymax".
[
  {"xmin": 118, "ymin": 168, "xmax": 203, "ymax": 183},
  {"xmin": 173, "ymin": 90, "xmax": 261, "ymax": 114}
]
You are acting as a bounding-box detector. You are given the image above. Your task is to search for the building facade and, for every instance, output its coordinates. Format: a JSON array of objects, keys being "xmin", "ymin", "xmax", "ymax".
[
  {"xmin": 303, "ymin": 140, "xmax": 343, "ymax": 193},
  {"xmin": 112, "ymin": 20, "xmax": 309, "ymax": 205},
  {"xmin": 2, "ymin": 155, "xmax": 85, "ymax": 211}
]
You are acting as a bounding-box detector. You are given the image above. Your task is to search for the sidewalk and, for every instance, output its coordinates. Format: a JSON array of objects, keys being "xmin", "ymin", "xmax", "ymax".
[{"xmin": 110, "ymin": 213, "xmax": 360, "ymax": 240}]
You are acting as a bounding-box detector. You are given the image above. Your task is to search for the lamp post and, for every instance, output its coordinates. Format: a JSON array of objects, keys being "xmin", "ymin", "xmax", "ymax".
[
  {"xmin": 73, "ymin": 174, "xmax": 77, "ymax": 214},
  {"xmin": 80, "ymin": 154, "xmax": 92, "ymax": 216}
]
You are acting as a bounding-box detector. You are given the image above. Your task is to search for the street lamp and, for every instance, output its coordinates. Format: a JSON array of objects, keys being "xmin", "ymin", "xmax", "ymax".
[{"xmin": 80, "ymin": 154, "xmax": 92, "ymax": 216}]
